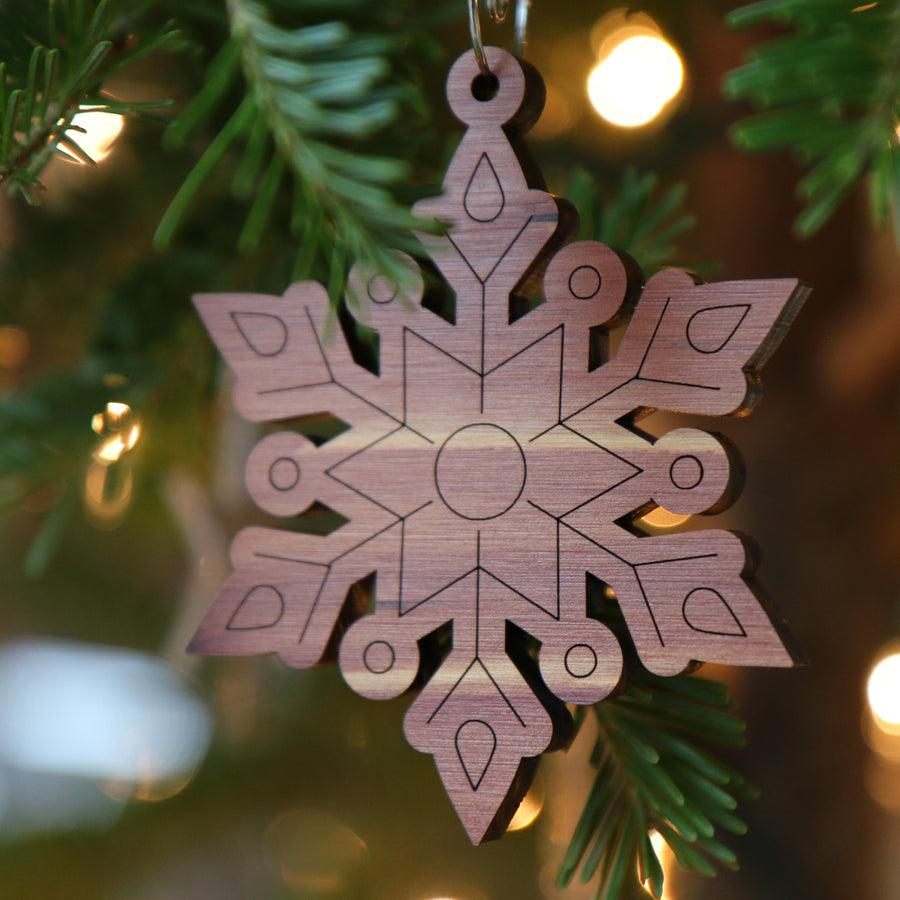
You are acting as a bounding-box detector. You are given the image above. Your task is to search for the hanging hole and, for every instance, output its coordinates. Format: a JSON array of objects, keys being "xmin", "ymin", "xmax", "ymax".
[{"xmin": 471, "ymin": 72, "xmax": 500, "ymax": 101}]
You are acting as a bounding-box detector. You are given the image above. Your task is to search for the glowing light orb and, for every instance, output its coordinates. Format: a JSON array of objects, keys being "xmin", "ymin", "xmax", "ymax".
[
  {"xmin": 506, "ymin": 785, "xmax": 543, "ymax": 831},
  {"xmin": 58, "ymin": 110, "xmax": 125, "ymax": 163},
  {"xmin": 867, "ymin": 651, "xmax": 900, "ymax": 726},
  {"xmin": 0, "ymin": 639, "xmax": 212, "ymax": 791},
  {"xmin": 588, "ymin": 35, "xmax": 684, "ymax": 128}
]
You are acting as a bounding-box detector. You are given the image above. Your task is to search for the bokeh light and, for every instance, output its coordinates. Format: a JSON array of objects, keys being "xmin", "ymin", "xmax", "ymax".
[
  {"xmin": 265, "ymin": 808, "xmax": 367, "ymax": 894},
  {"xmin": 58, "ymin": 110, "xmax": 125, "ymax": 163},
  {"xmin": 638, "ymin": 506, "xmax": 692, "ymax": 532},
  {"xmin": 0, "ymin": 326, "xmax": 29, "ymax": 369},
  {"xmin": 86, "ymin": 401, "xmax": 142, "ymax": 526},
  {"xmin": 867, "ymin": 651, "xmax": 900, "ymax": 728},
  {"xmin": 0, "ymin": 640, "xmax": 212, "ymax": 792},
  {"xmin": 507, "ymin": 784, "xmax": 544, "ymax": 831},
  {"xmin": 91, "ymin": 401, "xmax": 141, "ymax": 463},
  {"xmin": 587, "ymin": 11, "xmax": 683, "ymax": 128},
  {"xmin": 588, "ymin": 36, "xmax": 683, "ymax": 127}
]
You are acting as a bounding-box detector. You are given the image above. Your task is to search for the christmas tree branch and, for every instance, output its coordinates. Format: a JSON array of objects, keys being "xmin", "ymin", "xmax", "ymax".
[
  {"xmin": 725, "ymin": 0, "xmax": 900, "ymax": 237},
  {"xmin": 155, "ymin": 0, "xmax": 456, "ymax": 291},
  {"xmin": 566, "ymin": 167, "xmax": 697, "ymax": 275},
  {"xmin": 0, "ymin": 0, "xmax": 177, "ymax": 198},
  {"xmin": 559, "ymin": 671, "xmax": 752, "ymax": 900}
]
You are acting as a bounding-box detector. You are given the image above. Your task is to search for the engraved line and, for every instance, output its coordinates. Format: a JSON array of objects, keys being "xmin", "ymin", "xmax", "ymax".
[
  {"xmin": 444, "ymin": 214, "xmax": 535, "ymax": 290},
  {"xmin": 558, "ymin": 324, "xmax": 564, "ymax": 423},
  {"xmin": 426, "ymin": 656, "xmax": 528, "ymax": 728},
  {"xmin": 325, "ymin": 470, "xmax": 403, "ymax": 518},
  {"xmin": 298, "ymin": 564, "xmax": 332, "ymax": 644},
  {"xmin": 399, "ymin": 565, "xmax": 478, "ymax": 617},
  {"xmin": 257, "ymin": 380, "xmax": 334, "ymax": 395},
  {"xmin": 334, "ymin": 382, "xmax": 432, "ymax": 441},
  {"xmin": 482, "ymin": 215, "xmax": 535, "ymax": 284},
  {"xmin": 558, "ymin": 470, "xmax": 644, "ymax": 519},
  {"xmin": 403, "ymin": 326, "xmax": 482, "ymax": 376},
  {"xmin": 475, "ymin": 531, "xmax": 481, "ymax": 657},
  {"xmin": 481, "ymin": 661, "xmax": 527, "ymax": 726},
  {"xmin": 305, "ymin": 306, "xmax": 335, "ymax": 382},
  {"xmin": 252, "ymin": 552, "xmax": 330, "ymax": 569},
  {"xmin": 481, "ymin": 282, "xmax": 486, "ymax": 381},
  {"xmin": 482, "ymin": 324, "xmax": 564, "ymax": 377},
  {"xmin": 480, "ymin": 567, "xmax": 560, "ymax": 621},
  {"xmin": 329, "ymin": 518, "xmax": 404, "ymax": 565},
  {"xmin": 446, "ymin": 232, "xmax": 485, "ymax": 286},
  {"xmin": 398, "ymin": 517, "xmax": 405, "ymax": 617},
  {"xmin": 556, "ymin": 520, "xmax": 664, "ymax": 643},
  {"xmin": 633, "ymin": 552, "xmax": 719, "ymax": 567},
  {"xmin": 636, "ymin": 297, "xmax": 670, "ymax": 376},
  {"xmin": 427, "ymin": 658, "xmax": 478, "ymax": 723},
  {"xmin": 559, "ymin": 422, "xmax": 644, "ymax": 472},
  {"xmin": 635, "ymin": 376, "xmax": 721, "ymax": 392}
]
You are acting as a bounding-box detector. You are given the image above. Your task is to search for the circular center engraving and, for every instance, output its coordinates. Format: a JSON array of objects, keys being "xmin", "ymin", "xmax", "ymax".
[{"xmin": 435, "ymin": 424, "xmax": 526, "ymax": 520}]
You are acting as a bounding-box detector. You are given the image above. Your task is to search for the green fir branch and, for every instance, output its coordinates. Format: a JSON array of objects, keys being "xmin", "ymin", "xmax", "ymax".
[
  {"xmin": 0, "ymin": 0, "xmax": 177, "ymax": 200},
  {"xmin": 155, "ymin": 0, "xmax": 455, "ymax": 292},
  {"xmin": 559, "ymin": 670, "xmax": 752, "ymax": 900},
  {"xmin": 567, "ymin": 167, "xmax": 697, "ymax": 275},
  {"xmin": 725, "ymin": 0, "xmax": 900, "ymax": 237}
]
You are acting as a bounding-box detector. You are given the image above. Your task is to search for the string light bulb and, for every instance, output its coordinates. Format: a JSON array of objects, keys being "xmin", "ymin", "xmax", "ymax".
[
  {"xmin": 58, "ymin": 109, "xmax": 125, "ymax": 163},
  {"xmin": 587, "ymin": 10, "xmax": 684, "ymax": 128},
  {"xmin": 867, "ymin": 647, "xmax": 900, "ymax": 730}
]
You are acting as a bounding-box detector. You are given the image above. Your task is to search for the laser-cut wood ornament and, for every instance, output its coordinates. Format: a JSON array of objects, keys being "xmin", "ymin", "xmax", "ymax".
[{"xmin": 190, "ymin": 47, "xmax": 808, "ymax": 844}]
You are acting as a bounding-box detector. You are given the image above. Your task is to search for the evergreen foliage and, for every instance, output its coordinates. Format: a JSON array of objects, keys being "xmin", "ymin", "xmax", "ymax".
[
  {"xmin": 726, "ymin": 0, "xmax": 900, "ymax": 236},
  {"xmin": 156, "ymin": 0, "xmax": 455, "ymax": 290},
  {"xmin": 567, "ymin": 167, "xmax": 697, "ymax": 276},
  {"xmin": 0, "ymin": 0, "xmax": 177, "ymax": 197},
  {"xmin": 560, "ymin": 671, "xmax": 751, "ymax": 899}
]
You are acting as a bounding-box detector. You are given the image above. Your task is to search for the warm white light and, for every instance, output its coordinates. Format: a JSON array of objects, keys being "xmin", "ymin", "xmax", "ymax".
[
  {"xmin": 0, "ymin": 326, "xmax": 29, "ymax": 369},
  {"xmin": 506, "ymin": 785, "xmax": 543, "ymax": 831},
  {"xmin": 59, "ymin": 109, "xmax": 124, "ymax": 163},
  {"xmin": 94, "ymin": 426, "xmax": 141, "ymax": 463},
  {"xmin": 867, "ymin": 652, "xmax": 900, "ymax": 726},
  {"xmin": 641, "ymin": 830, "xmax": 676, "ymax": 898},
  {"xmin": 588, "ymin": 35, "xmax": 683, "ymax": 127},
  {"xmin": 638, "ymin": 506, "xmax": 691, "ymax": 531},
  {"xmin": 91, "ymin": 401, "xmax": 141, "ymax": 463}
]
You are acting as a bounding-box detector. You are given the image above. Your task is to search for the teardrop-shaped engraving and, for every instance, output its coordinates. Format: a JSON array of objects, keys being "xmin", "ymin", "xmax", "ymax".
[
  {"xmin": 455, "ymin": 719, "xmax": 496, "ymax": 790},
  {"xmin": 231, "ymin": 312, "xmax": 288, "ymax": 357},
  {"xmin": 686, "ymin": 304, "xmax": 750, "ymax": 354},
  {"xmin": 682, "ymin": 588, "xmax": 747, "ymax": 636},
  {"xmin": 464, "ymin": 153, "xmax": 505, "ymax": 222},
  {"xmin": 227, "ymin": 584, "xmax": 285, "ymax": 629}
]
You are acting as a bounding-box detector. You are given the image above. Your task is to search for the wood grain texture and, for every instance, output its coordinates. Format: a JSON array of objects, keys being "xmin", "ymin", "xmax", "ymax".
[{"xmin": 189, "ymin": 47, "xmax": 808, "ymax": 844}]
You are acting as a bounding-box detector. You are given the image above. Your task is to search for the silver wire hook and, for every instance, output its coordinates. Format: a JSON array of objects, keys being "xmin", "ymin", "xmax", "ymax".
[{"xmin": 468, "ymin": 0, "xmax": 531, "ymax": 76}]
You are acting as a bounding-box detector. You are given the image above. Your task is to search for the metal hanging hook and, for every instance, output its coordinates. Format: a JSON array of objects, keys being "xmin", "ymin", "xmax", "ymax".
[{"xmin": 468, "ymin": 0, "xmax": 531, "ymax": 76}]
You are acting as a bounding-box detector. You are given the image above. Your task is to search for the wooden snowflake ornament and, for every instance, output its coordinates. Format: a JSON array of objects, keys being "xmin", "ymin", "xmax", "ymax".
[{"xmin": 190, "ymin": 48, "xmax": 807, "ymax": 844}]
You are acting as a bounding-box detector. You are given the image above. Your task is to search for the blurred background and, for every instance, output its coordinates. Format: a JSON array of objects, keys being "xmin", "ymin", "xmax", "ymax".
[{"xmin": 2, "ymin": 1, "xmax": 900, "ymax": 898}]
